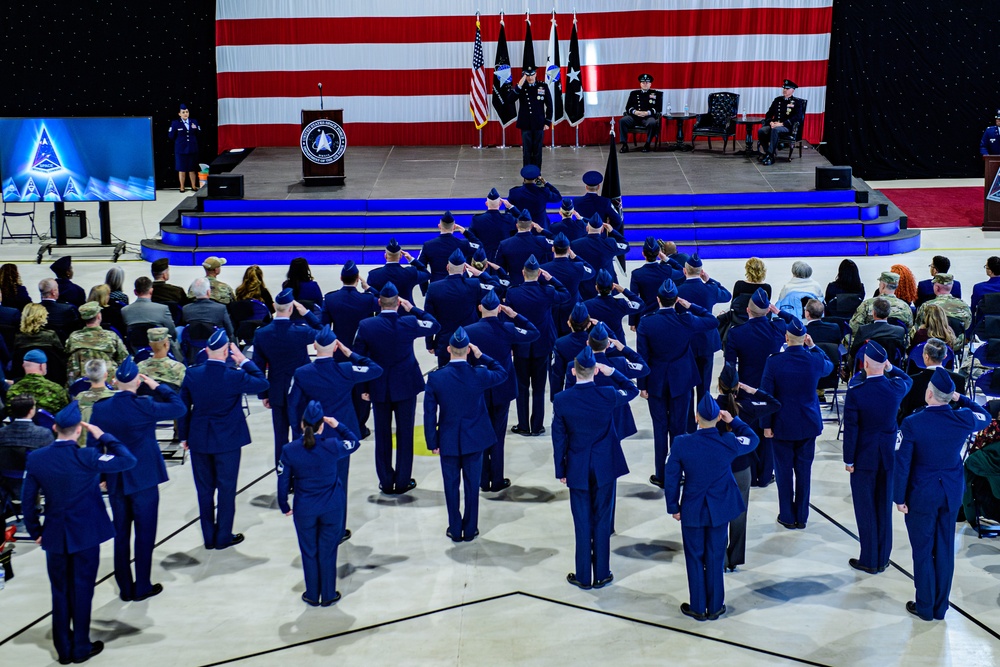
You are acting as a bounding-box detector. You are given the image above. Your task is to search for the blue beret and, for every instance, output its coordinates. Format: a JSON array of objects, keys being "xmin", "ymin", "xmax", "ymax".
[
  {"xmin": 552, "ymin": 232, "xmax": 570, "ymax": 250},
  {"xmin": 719, "ymin": 362, "xmax": 739, "ymax": 389},
  {"xmin": 582, "ymin": 170, "xmax": 603, "ymax": 186},
  {"xmin": 450, "ymin": 326, "xmax": 469, "ymax": 348},
  {"xmin": 930, "ymin": 366, "xmax": 955, "ymax": 394},
  {"xmin": 518, "ymin": 208, "xmax": 532, "ymax": 222},
  {"xmin": 587, "ymin": 213, "xmax": 603, "ymax": 229},
  {"xmin": 315, "ymin": 324, "xmax": 337, "ymax": 347},
  {"xmin": 658, "ymin": 279, "xmax": 678, "ymax": 300},
  {"xmin": 785, "ymin": 317, "xmax": 806, "ymax": 337},
  {"xmin": 441, "ymin": 211, "xmax": 455, "ymax": 224},
  {"xmin": 302, "ymin": 400, "xmax": 324, "ymax": 425},
  {"xmin": 575, "ymin": 346, "xmax": 596, "ymax": 368},
  {"xmin": 386, "ymin": 237, "xmax": 401, "ymax": 253},
  {"xmin": 54, "ymin": 401, "xmax": 82, "ymax": 429},
  {"xmin": 751, "ymin": 287, "xmax": 770, "ymax": 310},
  {"xmin": 472, "ymin": 245, "xmax": 487, "ymax": 263},
  {"xmin": 50, "ymin": 255, "xmax": 71, "ymax": 274},
  {"xmin": 341, "ymin": 260, "xmax": 359, "ymax": 278},
  {"xmin": 863, "ymin": 340, "xmax": 887, "ymax": 364},
  {"xmin": 481, "ymin": 290, "xmax": 501, "ymax": 310},
  {"xmin": 523, "ymin": 254, "xmax": 540, "ymax": 271},
  {"xmin": 561, "ymin": 197, "xmax": 574, "ymax": 211},
  {"xmin": 207, "ymin": 329, "xmax": 229, "ymax": 350},
  {"xmin": 596, "ymin": 268, "xmax": 614, "ymax": 289},
  {"xmin": 24, "ymin": 349, "xmax": 47, "ymax": 364},
  {"xmin": 116, "ymin": 356, "xmax": 139, "ymax": 383},
  {"xmin": 487, "ymin": 187, "xmax": 500, "ymax": 200},
  {"xmin": 697, "ymin": 393, "xmax": 720, "ymax": 421},
  {"xmin": 570, "ymin": 301, "xmax": 590, "ymax": 324},
  {"xmin": 643, "ymin": 236, "xmax": 658, "ymax": 253},
  {"xmin": 520, "ymin": 165, "xmax": 541, "ymax": 180},
  {"xmin": 589, "ymin": 321, "xmax": 609, "ymax": 342},
  {"xmin": 448, "ymin": 248, "xmax": 466, "ymax": 266},
  {"xmin": 275, "ymin": 288, "xmax": 294, "ymax": 305},
  {"xmin": 379, "ymin": 281, "xmax": 398, "ymax": 298},
  {"xmin": 686, "ymin": 254, "xmax": 703, "ymax": 269}
]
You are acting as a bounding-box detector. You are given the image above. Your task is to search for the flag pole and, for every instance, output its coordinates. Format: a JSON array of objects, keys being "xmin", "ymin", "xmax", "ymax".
[
  {"xmin": 575, "ymin": 126, "xmax": 579, "ymax": 149},
  {"xmin": 550, "ymin": 8, "xmax": 556, "ymax": 151}
]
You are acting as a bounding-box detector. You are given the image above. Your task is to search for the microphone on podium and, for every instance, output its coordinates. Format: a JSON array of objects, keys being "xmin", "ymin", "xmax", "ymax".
[{"xmin": 318, "ymin": 83, "xmax": 324, "ymax": 110}]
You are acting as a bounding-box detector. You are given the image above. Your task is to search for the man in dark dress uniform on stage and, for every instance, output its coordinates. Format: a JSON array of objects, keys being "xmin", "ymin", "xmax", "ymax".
[
  {"xmin": 511, "ymin": 67, "xmax": 553, "ymax": 168},
  {"xmin": 619, "ymin": 73, "xmax": 662, "ymax": 153},
  {"xmin": 758, "ymin": 79, "xmax": 805, "ymax": 165}
]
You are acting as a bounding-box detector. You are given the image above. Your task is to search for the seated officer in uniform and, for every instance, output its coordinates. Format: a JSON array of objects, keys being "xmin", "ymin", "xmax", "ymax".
[
  {"xmin": 980, "ymin": 109, "xmax": 1000, "ymax": 156},
  {"xmin": 50, "ymin": 256, "xmax": 86, "ymax": 308},
  {"xmin": 757, "ymin": 80, "xmax": 805, "ymax": 165},
  {"xmin": 619, "ymin": 73, "xmax": 662, "ymax": 153}
]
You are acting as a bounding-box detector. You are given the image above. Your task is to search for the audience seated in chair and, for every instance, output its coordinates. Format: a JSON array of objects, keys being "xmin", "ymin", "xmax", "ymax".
[
  {"xmin": 122, "ymin": 276, "xmax": 177, "ymax": 344},
  {"xmin": 916, "ymin": 255, "xmax": 962, "ymax": 307},
  {"xmin": 36, "ymin": 278, "xmax": 79, "ymax": 342},
  {"xmin": 848, "ymin": 297, "xmax": 906, "ymax": 370},
  {"xmin": 183, "ymin": 277, "xmax": 234, "ymax": 337},
  {"xmin": 898, "ymin": 337, "xmax": 965, "ymax": 423},
  {"xmin": 0, "ymin": 394, "xmax": 54, "ymax": 510},
  {"xmin": 64, "ymin": 301, "xmax": 129, "ymax": 385},
  {"xmin": 7, "ymin": 349, "xmax": 69, "ymax": 414},
  {"xmin": 138, "ymin": 327, "xmax": 186, "ymax": 388},
  {"xmin": 75, "ymin": 358, "xmax": 116, "ymax": 444}
]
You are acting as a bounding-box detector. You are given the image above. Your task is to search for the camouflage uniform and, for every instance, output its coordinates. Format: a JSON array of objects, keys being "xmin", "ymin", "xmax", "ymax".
[
  {"xmin": 77, "ymin": 386, "xmax": 117, "ymax": 445},
  {"xmin": 187, "ymin": 277, "xmax": 234, "ymax": 304},
  {"xmin": 138, "ymin": 356, "xmax": 187, "ymax": 388},
  {"xmin": 7, "ymin": 374, "xmax": 70, "ymax": 413},
  {"xmin": 849, "ymin": 294, "xmax": 914, "ymax": 334},
  {"xmin": 65, "ymin": 326, "xmax": 129, "ymax": 385},
  {"xmin": 913, "ymin": 279, "xmax": 971, "ymax": 346}
]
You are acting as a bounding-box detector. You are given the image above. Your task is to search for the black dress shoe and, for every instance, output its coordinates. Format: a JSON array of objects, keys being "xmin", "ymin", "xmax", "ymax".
[
  {"xmin": 905, "ymin": 601, "xmax": 932, "ymax": 620},
  {"xmin": 706, "ymin": 604, "xmax": 727, "ymax": 621},
  {"xmin": 593, "ymin": 573, "xmax": 614, "ymax": 589},
  {"xmin": 73, "ymin": 641, "xmax": 104, "ymax": 664},
  {"xmin": 649, "ymin": 475, "xmax": 664, "ymax": 488},
  {"xmin": 511, "ymin": 425, "xmax": 531, "ymax": 435},
  {"xmin": 794, "ymin": 522, "xmax": 807, "ymax": 529},
  {"xmin": 566, "ymin": 572, "xmax": 592, "ymax": 590},
  {"xmin": 446, "ymin": 528, "xmax": 462, "ymax": 542},
  {"xmin": 134, "ymin": 583, "xmax": 164, "ymax": 601},
  {"xmin": 619, "ymin": 144, "xmax": 629, "ymax": 154},
  {"xmin": 680, "ymin": 603, "xmax": 707, "ymax": 621},
  {"xmin": 59, "ymin": 657, "xmax": 72, "ymax": 665},
  {"xmin": 530, "ymin": 427, "xmax": 546, "ymax": 436},
  {"xmin": 301, "ymin": 592, "xmax": 320, "ymax": 607},
  {"xmin": 494, "ymin": 478, "xmax": 512, "ymax": 492},
  {"xmin": 361, "ymin": 427, "xmax": 372, "ymax": 439},
  {"xmin": 776, "ymin": 517, "xmax": 798, "ymax": 530},
  {"xmin": 849, "ymin": 558, "xmax": 878, "ymax": 574},
  {"xmin": 641, "ymin": 143, "xmax": 651, "ymax": 153},
  {"xmin": 339, "ymin": 529, "xmax": 352, "ymax": 545},
  {"xmin": 463, "ymin": 529, "xmax": 480, "ymax": 542},
  {"xmin": 217, "ymin": 533, "xmax": 245, "ymax": 549},
  {"xmin": 379, "ymin": 484, "xmax": 395, "ymax": 495},
  {"xmin": 119, "ymin": 591, "xmax": 133, "ymax": 602},
  {"xmin": 321, "ymin": 591, "xmax": 342, "ymax": 607}
]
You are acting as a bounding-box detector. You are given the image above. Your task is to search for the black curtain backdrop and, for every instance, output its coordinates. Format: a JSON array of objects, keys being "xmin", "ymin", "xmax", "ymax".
[
  {"xmin": 821, "ymin": 1, "xmax": 1000, "ymax": 180},
  {"xmin": 0, "ymin": 2, "xmax": 217, "ymax": 190}
]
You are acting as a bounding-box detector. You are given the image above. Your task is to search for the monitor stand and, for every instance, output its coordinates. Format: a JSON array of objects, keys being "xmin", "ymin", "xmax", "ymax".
[{"xmin": 37, "ymin": 201, "xmax": 127, "ymax": 263}]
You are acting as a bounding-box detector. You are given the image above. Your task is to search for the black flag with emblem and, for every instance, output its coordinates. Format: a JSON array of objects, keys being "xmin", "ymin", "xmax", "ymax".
[
  {"xmin": 602, "ymin": 122, "xmax": 626, "ymax": 272},
  {"xmin": 492, "ymin": 15, "xmax": 517, "ymax": 127},
  {"xmin": 522, "ymin": 15, "xmax": 536, "ymax": 73},
  {"xmin": 564, "ymin": 17, "xmax": 584, "ymax": 127}
]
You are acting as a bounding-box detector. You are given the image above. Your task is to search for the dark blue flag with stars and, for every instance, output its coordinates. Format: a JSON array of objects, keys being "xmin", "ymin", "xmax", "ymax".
[
  {"xmin": 492, "ymin": 17, "xmax": 517, "ymax": 127},
  {"xmin": 565, "ymin": 18, "xmax": 584, "ymax": 127}
]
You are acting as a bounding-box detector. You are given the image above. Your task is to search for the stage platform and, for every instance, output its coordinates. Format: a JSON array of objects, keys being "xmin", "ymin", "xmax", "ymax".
[{"xmin": 141, "ymin": 143, "xmax": 920, "ymax": 265}]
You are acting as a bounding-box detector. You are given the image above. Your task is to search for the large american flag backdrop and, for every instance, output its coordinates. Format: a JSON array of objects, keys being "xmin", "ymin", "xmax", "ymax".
[{"xmin": 216, "ymin": 0, "xmax": 833, "ymax": 151}]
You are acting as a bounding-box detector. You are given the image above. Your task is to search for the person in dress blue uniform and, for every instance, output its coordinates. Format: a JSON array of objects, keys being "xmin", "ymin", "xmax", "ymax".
[
  {"xmin": 505, "ymin": 255, "xmax": 570, "ymax": 436},
  {"xmin": 354, "ymin": 282, "xmax": 441, "ymax": 494},
  {"xmin": 179, "ymin": 330, "xmax": 269, "ymax": 549},
  {"xmin": 843, "ymin": 341, "xmax": 913, "ymax": 574},
  {"xmin": 550, "ymin": 302, "xmax": 598, "ymax": 398},
  {"xmin": 469, "ymin": 245, "xmax": 513, "ymax": 301},
  {"xmin": 252, "ymin": 288, "xmax": 322, "ymax": 466},
  {"xmin": 637, "ymin": 280, "xmax": 719, "ymax": 487},
  {"xmin": 677, "ymin": 255, "xmax": 732, "ymax": 400},
  {"xmin": 465, "ymin": 291, "xmax": 539, "ymax": 492},
  {"xmin": 495, "ymin": 208, "xmax": 554, "ymax": 287},
  {"xmin": 573, "ymin": 171, "xmax": 623, "ymax": 233},
  {"xmin": 507, "ymin": 165, "xmax": 562, "ymax": 228},
  {"xmin": 895, "ymin": 368, "xmax": 990, "ymax": 621},
  {"xmin": 168, "ymin": 103, "xmax": 201, "ymax": 192},
  {"xmin": 511, "ymin": 67, "xmax": 553, "ymax": 168},
  {"xmin": 288, "ymin": 325, "xmax": 382, "ymax": 543},
  {"xmin": 723, "ymin": 288, "xmax": 795, "ymax": 487},
  {"xmin": 470, "ymin": 188, "xmax": 520, "ymax": 262},
  {"xmin": 424, "ymin": 249, "xmax": 499, "ymax": 367},
  {"xmin": 915, "ymin": 255, "xmax": 962, "ymax": 307},
  {"xmin": 628, "ymin": 237, "xmax": 685, "ymax": 331},
  {"xmin": 22, "ymin": 402, "xmax": 137, "ymax": 664},
  {"xmin": 583, "ymin": 269, "xmax": 643, "ymax": 343},
  {"xmin": 979, "ymin": 109, "xmax": 1000, "ymax": 156},
  {"xmin": 757, "ymin": 80, "xmax": 805, "ymax": 165},
  {"xmin": 425, "ymin": 327, "xmax": 508, "ymax": 541},
  {"xmin": 618, "ymin": 73, "xmax": 663, "ymax": 153},
  {"xmin": 417, "ymin": 211, "xmax": 482, "ymax": 284},
  {"xmin": 50, "ymin": 256, "xmax": 86, "ymax": 308},
  {"xmin": 553, "ymin": 346, "xmax": 639, "ymax": 589},
  {"xmin": 759, "ymin": 317, "xmax": 833, "ymax": 529},
  {"xmin": 90, "ymin": 357, "xmax": 186, "ymax": 603},
  {"xmin": 278, "ymin": 400, "xmax": 361, "ymax": 607},
  {"xmin": 666, "ymin": 393, "xmax": 759, "ymax": 621},
  {"xmin": 366, "ymin": 238, "xmax": 431, "ymax": 304},
  {"xmin": 550, "ymin": 198, "xmax": 588, "ymax": 241},
  {"xmin": 541, "ymin": 232, "xmax": 594, "ymax": 337},
  {"xmin": 571, "ymin": 214, "xmax": 630, "ymax": 300}
]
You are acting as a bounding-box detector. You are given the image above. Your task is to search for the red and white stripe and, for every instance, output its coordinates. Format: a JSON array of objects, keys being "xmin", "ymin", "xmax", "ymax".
[
  {"xmin": 470, "ymin": 20, "xmax": 489, "ymax": 130},
  {"xmin": 216, "ymin": 0, "xmax": 833, "ymax": 150}
]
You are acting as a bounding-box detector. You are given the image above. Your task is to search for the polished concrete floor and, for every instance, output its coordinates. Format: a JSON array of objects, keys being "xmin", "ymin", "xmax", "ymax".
[{"xmin": 1, "ymin": 190, "xmax": 1000, "ymax": 666}]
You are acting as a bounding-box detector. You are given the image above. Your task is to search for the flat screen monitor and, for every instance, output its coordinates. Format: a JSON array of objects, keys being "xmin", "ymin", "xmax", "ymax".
[{"xmin": 0, "ymin": 117, "xmax": 156, "ymax": 202}]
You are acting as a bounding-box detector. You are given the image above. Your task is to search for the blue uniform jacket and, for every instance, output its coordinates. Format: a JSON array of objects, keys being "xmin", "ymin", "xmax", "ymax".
[
  {"xmin": 842, "ymin": 366, "xmax": 913, "ymax": 470},
  {"xmin": 550, "ymin": 330, "xmax": 602, "ymax": 398},
  {"xmin": 277, "ymin": 423, "xmax": 361, "ymax": 515},
  {"xmin": 583, "ymin": 290, "xmax": 643, "ymax": 343},
  {"xmin": 540, "ymin": 256, "xmax": 594, "ymax": 303},
  {"xmin": 972, "ymin": 276, "xmax": 1000, "ymax": 322},
  {"xmin": 354, "ymin": 307, "xmax": 440, "ymax": 403},
  {"xmin": 636, "ymin": 304, "xmax": 719, "ymax": 398},
  {"xmin": 507, "ymin": 182, "xmax": 562, "ymax": 229},
  {"xmin": 552, "ymin": 373, "xmax": 639, "ymax": 489},
  {"xmin": 565, "ymin": 346, "xmax": 649, "ymax": 439},
  {"xmin": 168, "ymin": 118, "xmax": 200, "ymax": 155},
  {"xmin": 495, "ymin": 231, "xmax": 555, "ymax": 286},
  {"xmin": 22, "ymin": 434, "xmax": 137, "ymax": 553},
  {"xmin": 665, "ymin": 418, "xmax": 760, "ymax": 526},
  {"xmin": 571, "ymin": 232, "xmax": 630, "ymax": 299},
  {"xmin": 320, "ymin": 286, "xmax": 379, "ymax": 352},
  {"xmin": 470, "ymin": 208, "xmax": 519, "ymax": 261},
  {"xmin": 628, "ymin": 260, "xmax": 685, "ymax": 327},
  {"xmin": 90, "ymin": 386, "xmax": 187, "ymax": 495},
  {"xmin": 505, "ymin": 277, "xmax": 570, "ymax": 358},
  {"xmin": 424, "ymin": 355, "xmax": 508, "ymax": 455},
  {"xmin": 981, "ymin": 125, "xmax": 1000, "ymax": 155},
  {"xmin": 723, "ymin": 312, "xmax": 794, "ymax": 387},
  {"xmin": 573, "ymin": 192, "xmax": 622, "ymax": 231},
  {"xmin": 419, "ymin": 232, "xmax": 482, "ymax": 283},
  {"xmin": 464, "ymin": 314, "xmax": 540, "ymax": 405},
  {"xmin": 759, "ymin": 345, "xmax": 833, "ymax": 439},
  {"xmin": 512, "ymin": 82, "xmax": 553, "ymax": 131},
  {"xmin": 287, "ymin": 353, "xmax": 384, "ymax": 438},
  {"xmin": 251, "ymin": 314, "xmax": 321, "ymax": 406},
  {"xmin": 423, "ymin": 273, "xmax": 497, "ymax": 354},
  {"xmin": 549, "ymin": 217, "xmax": 588, "ymax": 242},
  {"xmin": 718, "ymin": 388, "xmax": 781, "ymax": 469},
  {"xmin": 677, "ymin": 277, "xmax": 732, "ymax": 355},
  {"xmin": 896, "ymin": 396, "xmax": 990, "ymax": 511},
  {"xmin": 179, "ymin": 359, "xmax": 270, "ymax": 453},
  {"xmin": 56, "ymin": 278, "xmax": 86, "ymax": 308},
  {"xmin": 916, "ymin": 278, "xmax": 962, "ymax": 305},
  {"xmin": 366, "ymin": 260, "xmax": 430, "ymax": 305}
]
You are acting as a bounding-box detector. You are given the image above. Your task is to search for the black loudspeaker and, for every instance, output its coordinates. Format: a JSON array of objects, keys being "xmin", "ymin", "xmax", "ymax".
[
  {"xmin": 207, "ymin": 174, "xmax": 245, "ymax": 199},
  {"xmin": 49, "ymin": 210, "xmax": 87, "ymax": 239},
  {"xmin": 816, "ymin": 165, "xmax": 852, "ymax": 190}
]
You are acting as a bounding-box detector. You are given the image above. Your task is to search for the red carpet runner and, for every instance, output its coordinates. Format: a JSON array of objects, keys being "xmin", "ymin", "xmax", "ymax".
[{"xmin": 881, "ymin": 186, "xmax": 982, "ymax": 229}]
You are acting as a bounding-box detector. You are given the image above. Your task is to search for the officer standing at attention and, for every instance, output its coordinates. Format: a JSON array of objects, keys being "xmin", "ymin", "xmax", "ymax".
[
  {"xmin": 417, "ymin": 212, "xmax": 482, "ymax": 285},
  {"xmin": 180, "ymin": 330, "xmax": 269, "ymax": 550},
  {"xmin": 425, "ymin": 327, "xmax": 508, "ymax": 541},
  {"xmin": 677, "ymin": 255, "xmax": 732, "ymax": 400},
  {"xmin": 252, "ymin": 288, "xmax": 321, "ymax": 466},
  {"xmin": 666, "ymin": 393, "xmax": 759, "ymax": 621},
  {"xmin": 628, "ymin": 237, "xmax": 685, "ymax": 331},
  {"xmin": 90, "ymin": 356, "xmax": 187, "ymax": 603},
  {"xmin": 511, "ymin": 66, "xmax": 553, "ymax": 168},
  {"xmin": 470, "ymin": 188, "xmax": 521, "ymax": 262},
  {"xmin": 895, "ymin": 368, "xmax": 990, "ymax": 621},
  {"xmin": 507, "ymin": 165, "xmax": 562, "ymax": 228},
  {"xmin": 168, "ymin": 103, "xmax": 201, "ymax": 192},
  {"xmin": 980, "ymin": 109, "xmax": 1000, "ymax": 156},
  {"xmin": 571, "ymin": 214, "xmax": 630, "ymax": 300},
  {"xmin": 424, "ymin": 249, "xmax": 499, "ymax": 367},
  {"xmin": 354, "ymin": 283, "xmax": 441, "ymax": 495},
  {"xmin": 637, "ymin": 279, "xmax": 719, "ymax": 487},
  {"xmin": 757, "ymin": 79, "xmax": 805, "ymax": 165},
  {"xmin": 619, "ymin": 73, "xmax": 662, "ymax": 153},
  {"xmin": 50, "ymin": 256, "xmax": 86, "ymax": 308},
  {"xmin": 278, "ymin": 400, "xmax": 361, "ymax": 608},
  {"xmin": 550, "ymin": 302, "xmax": 598, "ymax": 398},
  {"xmin": 583, "ymin": 269, "xmax": 644, "ymax": 343},
  {"xmin": 22, "ymin": 402, "xmax": 137, "ymax": 665},
  {"xmin": 550, "ymin": 198, "xmax": 588, "ymax": 242},
  {"xmin": 553, "ymin": 346, "xmax": 639, "ymax": 589},
  {"xmin": 506, "ymin": 255, "xmax": 570, "ymax": 436},
  {"xmin": 465, "ymin": 291, "xmax": 539, "ymax": 492},
  {"xmin": 541, "ymin": 232, "xmax": 594, "ymax": 336},
  {"xmin": 843, "ymin": 341, "xmax": 913, "ymax": 575},
  {"xmin": 573, "ymin": 171, "xmax": 623, "ymax": 233},
  {"xmin": 366, "ymin": 239, "xmax": 431, "ymax": 304},
  {"xmin": 759, "ymin": 317, "xmax": 833, "ymax": 529},
  {"xmin": 495, "ymin": 209, "xmax": 554, "ymax": 287}
]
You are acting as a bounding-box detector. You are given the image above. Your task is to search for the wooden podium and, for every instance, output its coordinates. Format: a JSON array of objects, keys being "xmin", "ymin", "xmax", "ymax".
[
  {"xmin": 985, "ymin": 155, "xmax": 1000, "ymax": 231},
  {"xmin": 300, "ymin": 109, "xmax": 347, "ymax": 185}
]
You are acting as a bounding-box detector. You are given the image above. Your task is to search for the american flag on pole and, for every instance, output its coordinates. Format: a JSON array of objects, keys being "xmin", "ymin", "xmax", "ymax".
[{"xmin": 470, "ymin": 14, "xmax": 489, "ymax": 130}]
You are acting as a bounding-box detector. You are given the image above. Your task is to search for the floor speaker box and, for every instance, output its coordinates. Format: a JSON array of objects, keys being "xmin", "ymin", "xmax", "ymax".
[
  {"xmin": 49, "ymin": 210, "xmax": 87, "ymax": 239},
  {"xmin": 816, "ymin": 165, "xmax": 852, "ymax": 190},
  {"xmin": 208, "ymin": 174, "xmax": 245, "ymax": 199}
]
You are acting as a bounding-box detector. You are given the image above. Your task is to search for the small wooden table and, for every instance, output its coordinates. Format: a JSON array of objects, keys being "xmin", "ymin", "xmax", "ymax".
[
  {"xmin": 661, "ymin": 113, "xmax": 699, "ymax": 152},
  {"xmin": 734, "ymin": 116, "xmax": 766, "ymax": 157}
]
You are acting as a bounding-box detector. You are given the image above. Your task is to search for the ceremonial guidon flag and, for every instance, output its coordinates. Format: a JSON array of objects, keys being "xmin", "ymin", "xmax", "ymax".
[
  {"xmin": 492, "ymin": 14, "xmax": 517, "ymax": 127},
  {"xmin": 470, "ymin": 14, "xmax": 488, "ymax": 130},
  {"xmin": 602, "ymin": 120, "xmax": 626, "ymax": 272},
  {"xmin": 522, "ymin": 13, "xmax": 536, "ymax": 74},
  {"xmin": 564, "ymin": 16, "xmax": 585, "ymax": 127},
  {"xmin": 546, "ymin": 12, "xmax": 564, "ymax": 125}
]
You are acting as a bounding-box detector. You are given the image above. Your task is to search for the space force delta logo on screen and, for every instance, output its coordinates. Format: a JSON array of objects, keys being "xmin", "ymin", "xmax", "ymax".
[{"xmin": 300, "ymin": 119, "xmax": 347, "ymax": 165}]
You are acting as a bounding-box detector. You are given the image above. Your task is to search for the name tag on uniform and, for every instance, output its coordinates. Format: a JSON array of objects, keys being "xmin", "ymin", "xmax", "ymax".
[{"xmin": 98, "ymin": 454, "xmax": 115, "ymax": 462}]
